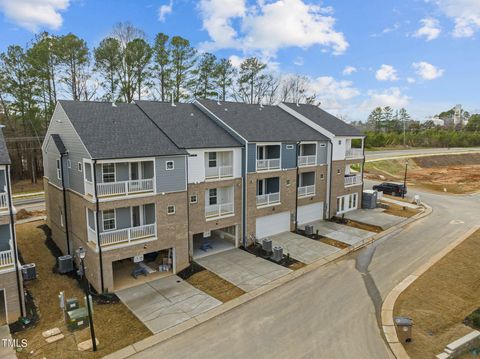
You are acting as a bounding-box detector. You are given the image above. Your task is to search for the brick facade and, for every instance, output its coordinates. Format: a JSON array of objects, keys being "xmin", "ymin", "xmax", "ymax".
[{"xmin": 329, "ymin": 159, "xmax": 363, "ymax": 216}]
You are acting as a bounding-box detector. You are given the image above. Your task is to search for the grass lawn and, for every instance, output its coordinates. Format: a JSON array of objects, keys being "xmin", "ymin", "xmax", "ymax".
[
  {"xmin": 12, "ymin": 180, "xmax": 44, "ymax": 195},
  {"xmin": 186, "ymin": 270, "xmax": 245, "ymax": 302},
  {"xmin": 394, "ymin": 228, "xmax": 480, "ymax": 359},
  {"xmin": 13, "ymin": 221, "xmax": 151, "ymax": 358}
]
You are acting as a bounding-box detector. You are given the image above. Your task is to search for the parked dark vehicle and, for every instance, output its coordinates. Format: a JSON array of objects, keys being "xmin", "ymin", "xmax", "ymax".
[{"xmin": 372, "ymin": 182, "xmax": 407, "ymax": 197}]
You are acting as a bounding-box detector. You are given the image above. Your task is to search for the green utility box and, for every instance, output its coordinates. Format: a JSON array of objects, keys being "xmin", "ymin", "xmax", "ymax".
[{"xmin": 66, "ymin": 307, "xmax": 89, "ymax": 331}]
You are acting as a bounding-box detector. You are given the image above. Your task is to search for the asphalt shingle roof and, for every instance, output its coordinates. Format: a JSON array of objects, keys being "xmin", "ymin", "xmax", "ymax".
[
  {"xmin": 59, "ymin": 100, "xmax": 186, "ymax": 159},
  {"xmin": 136, "ymin": 101, "xmax": 241, "ymax": 149},
  {"xmin": 0, "ymin": 130, "xmax": 11, "ymax": 165},
  {"xmin": 197, "ymin": 99, "xmax": 329, "ymax": 142},
  {"xmin": 282, "ymin": 102, "xmax": 364, "ymax": 137}
]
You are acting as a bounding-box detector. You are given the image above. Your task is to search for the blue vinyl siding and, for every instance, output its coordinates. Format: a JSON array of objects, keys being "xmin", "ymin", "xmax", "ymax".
[
  {"xmin": 281, "ymin": 143, "xmax": 297, "ymax": 169},
  {"xmin": 155, "ymin": 156, "xmax": 187, "ymax": 193},
  {"xmin": 317, "ymin": 141, "xmax": 328, "ymax": 165},
  {"xmin": 247, "ymin": 143, "xmax": 257, "ymax": 173}
]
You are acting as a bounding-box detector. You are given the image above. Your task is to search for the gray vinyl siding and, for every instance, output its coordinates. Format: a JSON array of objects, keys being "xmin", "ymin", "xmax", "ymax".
[
  {"xmin": 247, "ymin": 143, "xmax": 257, "ymax": 173},
  {"xmin": 43, "ymin": 104, "xmax": 91, "ymax": 194},
  {"xmin": 0, "ymin": 223, "xmax": 11, "ymax": 251},
  {"xmin": 155, "ymin": 156, "xmax": 187, "ymax": 193},
  {"xmin": 45, "ymin": 141, "xmax": 69, "ymax": 188},
  {"xmin": 281, "ymin": 143, "xmax": 297, "ymax": 169},
  {"xmin": 317, "ymin": 141, "xmax": 328, "ymax": 165},
  {"xmin": 0, "ymin": 169, "xmax": 6, "ymax": 192}
]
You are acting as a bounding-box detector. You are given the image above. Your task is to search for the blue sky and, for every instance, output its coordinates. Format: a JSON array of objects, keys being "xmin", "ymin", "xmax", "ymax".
[{"xmin": 0, "ymin": 0, "xmax": 479, "ymax": 122}]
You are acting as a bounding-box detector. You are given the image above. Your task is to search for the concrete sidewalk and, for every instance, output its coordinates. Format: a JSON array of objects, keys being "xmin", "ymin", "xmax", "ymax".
[
  {"xmin": 301, "ymin": 220, "xmax": 376, "ymax": 246},
  {"xmin": 343, "ymin": 208, "xmax": 404, "ymax": 230},
  {"xmin": 0, "ymin": 325, "xmax": 17, "ymax": 359}
]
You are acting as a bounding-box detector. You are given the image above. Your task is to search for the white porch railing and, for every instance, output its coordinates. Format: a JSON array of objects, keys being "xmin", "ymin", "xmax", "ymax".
[
  {"xmin": 96, "ymin": 178, "xmax": 154, "ymax": 197},
  {"xmin": 346, "ymin": 148, "xmax": 363, "ymax": 159},
  {"xmin": 256, "ymin": 192, "xmax": 280, "ymax": 206},
  {"xmin": 344, "ymin": 174, "xmax": 362, "ymax": 186},
  {"xmin": 298, "ymin": 185, "xmax": 315, "ymax": 197},
  {"xmin": 205, "ymin": 202, "xmax": 234, "ymax": 218},
  {"xmin": 0, "ymin": 249, "xmax": 13, "ymax": 268},
  {"xmin": 99, "ymin": 223, "xmax": 156, "ymax": 247},
  {"xmin": 205, "ymin": 165, "xmax": 233, "ymax": 179},
  {"xmin": 0, "ymin": 193, "xmax": 8, "ymax": 209},
  {"xmin": 257, "ymin": 158, "xmax": 281, "ymax": 171},
  {"xmin": 298, "ymin": 155, "xmax": 316, "ymax": 166}
]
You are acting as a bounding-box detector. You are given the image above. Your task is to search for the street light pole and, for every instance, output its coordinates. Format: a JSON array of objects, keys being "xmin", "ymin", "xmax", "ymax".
[
  {"xmin": 403, "ymin": 160, "xmax": 408, "ymax": 199},
  {"xmin": 77, "ymin": 247, "xmax": 97, "ymax": 351}
]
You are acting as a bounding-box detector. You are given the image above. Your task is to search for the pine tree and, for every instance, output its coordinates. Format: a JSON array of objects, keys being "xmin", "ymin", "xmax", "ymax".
[
  {"xmin": 194, "ymin": 53, "xmax": 217, "ymax": 99},
  {"xmin": 94, "ymin": 37, "xmax": 122, "ymax": 102},
  {"xmin": 214, "ymin": 58, "xmax": 235, "ymax": 101},
  {"xmin": 153, "ymin": 33, "xmax": 172, "ymax": 102},
  {"xmin": 170, "ymin": 36, "xmax": 197, "ymax": 102},
  {"xmin": 236, "ymin": 57, "xmax": 267, "ymax": 104}
]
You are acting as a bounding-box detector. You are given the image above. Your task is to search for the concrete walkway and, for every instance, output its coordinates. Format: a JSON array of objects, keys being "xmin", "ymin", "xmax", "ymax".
[
  {"xmin": 301, "ymin": 220, "xmax": 376, "ymax": 246},
  {"xmin": 116, "ymin": 275, "xmax": 221, "ymax": 334},
  {"xmin": 343, "ymin": 208, "xmax": 404, "ymax": 230},
  {"xmin": 0, "ymin": 325, "xmax": 17, "ymax": 359},
  {"xmin": 196, "ymin": 249, "xmax": 291, "ymax": 292},
  {"xmin": 269, "ymin": 231, "xmax": 340, "ymax": 264}
]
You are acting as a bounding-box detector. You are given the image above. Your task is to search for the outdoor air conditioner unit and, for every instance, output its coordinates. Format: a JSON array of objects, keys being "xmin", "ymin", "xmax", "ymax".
[
  {"xmin": 58, "ymin": 255, "xmax": 74, "ymax": 274},
  {"xmin": 262, "ymin": 238, "xmax": 273, "ymax": 253},
  {"xmin": 271, "ymin": 246, "xmax": 283, "ymax": 262},
  {"xmin": 22, "ymin": 263, "xmax": 37, "ymax": 281},
  {"xmin": 305, "ymin": 225, "xmax": 314, "ymax": 236}
]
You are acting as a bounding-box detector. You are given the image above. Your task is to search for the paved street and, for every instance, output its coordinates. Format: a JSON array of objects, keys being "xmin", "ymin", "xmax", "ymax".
[
  {"xmin": 130, "ymin": 186, "xmax": 480, "ymax": 359},
  {"xmin": 365, "ymin": 147, "xmax": 480, "ymax": 161}
]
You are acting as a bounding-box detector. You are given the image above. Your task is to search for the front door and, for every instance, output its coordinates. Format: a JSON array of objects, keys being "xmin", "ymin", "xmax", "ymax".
[{"xmin": 131, "ymin": 206, "xmax": 144, "ymax": 227}]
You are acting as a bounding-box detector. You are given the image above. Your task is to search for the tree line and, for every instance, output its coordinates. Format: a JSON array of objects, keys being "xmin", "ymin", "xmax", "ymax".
[{"xmin": 0, "ymin": 22, "xmax": 320, "ymax": 184}]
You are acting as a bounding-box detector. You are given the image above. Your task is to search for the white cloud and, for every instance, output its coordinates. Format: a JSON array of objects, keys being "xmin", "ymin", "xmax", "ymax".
[
  {"xmin": 375, "ymin": 64, "xmax": 399, "ymax": 81},
  {"xmin": 414, "ymin": 17, "xmax": 441, "ymax": 40},
  {"xmin": 0, "ymin": 0, "xmax": 69, "ymax": 31},
  {"xmin": 361, "ymin": 87, "xmax": 410, "ymax": 109},
  {"xmin": 412, "ymin": 61, "xmax": 445, "ymax": 80},
  {"xmin": 407, "ymin": 77, "xmax": 416, "ymax": 84},
  {"xmin": 308, "ymin": 76, "xmax": 360, "ymax": 110},
  {"xmin": 199, "ymin": 0, "xmax": 348, "ymax": 57},
  {"xmin": 342, "ymin": 66, "xmax": 357, "ymax": 75},
  {"xmin": 158, "ymin": 0, "xmax": 173, "ymax": 22},
  {"xmin": 429, "ymin": 0, "xmax": 480, "ymax": 38},
  {"xmin": 293, "ymin": 56, "xmax": 304, "ymax": 66}
]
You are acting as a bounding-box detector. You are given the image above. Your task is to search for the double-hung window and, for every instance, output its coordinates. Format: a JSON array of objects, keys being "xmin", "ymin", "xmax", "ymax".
[
  {"xmin": 103, "ymin": 209, "xmax": 116, "ymax": 231},
  {"xmin": 209, "ymin": 189, "xmax": 217, "ymax": 205},
  {"xmin": 56, "ymin": 159, "xmax": 61, "ymax": 180},
  {"xmin": 102, "ymin": 163, "xmax": 115, "ymax": 183},
  {"xmin": 208, "ymin": 152, "xmax": 217, "ymax": 168}
]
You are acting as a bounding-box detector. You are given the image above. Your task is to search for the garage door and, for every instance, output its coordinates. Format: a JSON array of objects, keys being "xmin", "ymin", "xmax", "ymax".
[
  {"xmin": 256, "ymin": 211, "xmax": 290, "ymax": 239},
  {"xmin": 297, "ymin": 202, "xmax": 323, "ymax": 225}
]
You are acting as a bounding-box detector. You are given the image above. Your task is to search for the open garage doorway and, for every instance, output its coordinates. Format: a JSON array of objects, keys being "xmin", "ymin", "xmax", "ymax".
[
  {"xmin": 113, "ymin": 248, "xmax": 175, "ymax": 291},
  {"xmin": 193, "ymin": 225, "xmax": 237, "ymax": 259}
]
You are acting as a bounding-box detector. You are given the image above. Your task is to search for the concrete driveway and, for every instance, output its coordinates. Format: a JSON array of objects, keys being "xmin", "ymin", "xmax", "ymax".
[
  {"xmin": 116, "ymin": 275, "xmax": 221, "ymax": 334},
  {"xmin": 301, "ymin": 220, "xmax": 376, "ymax": 246},
  {"xmin": 343, "ymin": 208, "xmax": 404, "ymax": 230},
  {"xmin": 196, "ymin": 249, "xmax": 291, "ymax": 292},
  {"xmin": 269, "ymin": 231, "xmax": 340, "ymax": 264}
]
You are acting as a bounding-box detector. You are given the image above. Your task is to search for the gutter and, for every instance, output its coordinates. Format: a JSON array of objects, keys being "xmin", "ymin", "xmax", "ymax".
[
  {"xmin": 59, "ymin": 153, "xmax": 71, "ymax": 255},
  {"xmin": 294, "ymin": 142, "xmax": 300, "ymax": 232},
  {"xmin": 361, "ymin": 137, "xmax": 366, "ymax": 202},
  {"xmin": 6, "ymin": 164, "xmax": 25, "ymax": 317},
  {"xmin": 92, "ymin": 160, "xmax": 105, "ymax": 292}
]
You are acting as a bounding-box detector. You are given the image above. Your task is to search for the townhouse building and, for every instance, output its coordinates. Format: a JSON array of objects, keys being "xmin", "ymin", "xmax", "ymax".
[
  {"xmin": 279, "ymin": 103, "xmax": 366, "ymax": 217},
  {"xmin": 0, "ymin": 130, "xmax": 24, "ymax": 324},
  {"xmin": 195, "ymin": 100, "xmax": 330, "ymax": 242}
]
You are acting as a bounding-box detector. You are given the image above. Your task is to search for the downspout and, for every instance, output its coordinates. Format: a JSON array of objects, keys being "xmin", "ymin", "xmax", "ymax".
[
  {"xmin": 294, "ymin": 142, "xmax": 300, "ymax": 232},
  {"xmin": 327, "ymin": 139, "xmax": 334, "ymax": 219},
  {"xmin": 185, "ymin": 155, "xmax": 191, "ymax": 260},
  {"xmin": 92, "ymin": 160, "xmax": 105, "ymax": 292},
  {"xmin": 59, "ymin": 153, "xmax": 71, "ymax": 255},
  {"xmin": 6, "ymin": 164, "xmax": 25, "ymax": 317},
  {"xmin": 361, "ymin": 137, "xmax": 366, "ymax": 200},
  {"xmin": 242, "ymin": 143, "xmax": 247, "ymax": 247}
]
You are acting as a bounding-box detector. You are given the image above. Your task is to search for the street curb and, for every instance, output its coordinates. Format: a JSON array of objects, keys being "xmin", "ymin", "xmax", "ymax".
[
  {"xmin": 103, "ymin": 205, "xmax": 432, "ymax": 359},
  {"xmin": 381, "ymin": 224, "xmax": 480, "ymax": 359}
]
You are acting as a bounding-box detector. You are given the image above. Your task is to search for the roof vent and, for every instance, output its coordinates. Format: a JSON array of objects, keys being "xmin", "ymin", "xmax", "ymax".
[
  {"xmin": 112, "ymin": 102, "xmax": 117, "ymax": 107},
  {"xmin": 217, "ymin": 94, "xmax": 221, "ymax": 105},
  {"xmin": 295, "ymin": 99, "xmax": 300, "ymax": 107},
  {"xmin": 170, "ymin": 94, "xmax": 176, "ymax": 107},
  {"xmin": 224, "ymin": 108, "xmax": 228, "ymax": 111},
  {"xmin": 190, "ymin": 113, "xmax": 194, "ymax": 116}
]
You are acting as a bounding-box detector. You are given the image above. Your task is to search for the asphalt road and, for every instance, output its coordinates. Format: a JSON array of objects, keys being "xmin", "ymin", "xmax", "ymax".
[
  {"xmin": 130, "ymin": 184, "xmax": 480, "ymax": 359},
  {"xmin": 365, "ymin": 147, "xmax": 480, "ymax": 161}
]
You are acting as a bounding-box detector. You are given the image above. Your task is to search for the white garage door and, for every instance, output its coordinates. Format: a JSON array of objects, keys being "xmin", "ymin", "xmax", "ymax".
[
  {"xmin": 297, "ymin": 202, "xmax": 323, "ymax": 225},
  {"xmin": 256, "ymin": 211, "xmax": 290, "ymax": 239}
]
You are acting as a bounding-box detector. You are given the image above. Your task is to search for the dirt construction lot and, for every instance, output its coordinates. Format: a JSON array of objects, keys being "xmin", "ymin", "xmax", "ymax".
[
  {"xmin": 365, "ymin": 153, "xmax": 480, "ymax": 194},
  {"xmin": 394, "ymin": 228, "xmax": 480, "ymax": 359},
  {"xmin": 13, "ymin": 221, "xmax": 151, "ymax": 359}
]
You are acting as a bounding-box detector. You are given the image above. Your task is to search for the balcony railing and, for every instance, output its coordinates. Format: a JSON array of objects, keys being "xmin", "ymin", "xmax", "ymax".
[
  {"xmin": 298, "ymin": 185, "xmax": 315, "ymax": 197},
  {"xmin": 257, "ymin": 158, "xmax": 281, "ymax": 171},
  {"xmin": 0, "ymin": 193, "xmax": 8, "ymax": 209},
  {"xmin": 99, "ymin": 223, "xmax": 157, "ymax": 247},
  {"xmin": 256, "ymin": 192, "xmax": 280, "ymax": 206},
  {"xmin": 205, "ymin": 202, "xmax": 234, "ymax": 218},
  {"xmin": 345, "ymin": 148, "xmax": 363, "ymax": 159},
  {"xmin": 205, "ymin": 165, "xmax": 233, "ymax": 179},
  {"xmin": 344, "ymin": 174, "xmax": 362, "ymax": 186},
  {"xmin": 298, "ymin": 155, "xmax": 316, "ymax": 166},
  {"xmin": 89, "ymin": 178, "xmax": 154, "ymax": 198},
  {"xmin": 0, "ymin": 249, "xmax": 13, "ymax": 268}
]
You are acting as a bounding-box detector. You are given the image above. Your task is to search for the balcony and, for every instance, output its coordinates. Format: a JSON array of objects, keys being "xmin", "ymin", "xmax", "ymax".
[
  {"xmin": 346, "ymin": 148, "xmax": 363, "ymax": 159},
  {"xmin": 298, "ymin": 155, "xmax": 316, "ymax": 167},
  {"xmin": 0, "ymin": 193, "xmax": 7, "ymax": 209},
  {"xmin": 257, "ymin": 158, "xmax": 281, "ymax": 171},
  {"xmin": 0, "ymin": 249, "xmax": 13, "ymax": 269},
  {"xmin": 205, "ymin": 202, "xmax": 234, "ymax": 218},
  {"xmin": 205, "ymin": 165, "xmax": 233, "ymax": 180},
  {"xmin": 86, "ymin": 178, "xmax": 154, "ymax": 198},
  {"xmin": 344, "ymin": 174, "xmax": 362, "ymax": 186},
  {"xmin": 298, "ymin": 185, "xmax": 315, "ymax": 197},
  {"xmin": 256, "ymin": 192, "xmax": 280, "ymax": 206},
  {"xmin": 97, "ymin": 223, "xmax": 157, "ymax": 248}
]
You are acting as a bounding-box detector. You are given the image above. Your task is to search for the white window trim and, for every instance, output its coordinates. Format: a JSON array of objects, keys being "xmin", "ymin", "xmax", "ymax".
[
  {"xmin": 78, "ymin": 162, "xmax": 83, "ymax": 172},
  {"xmin": 208, "ymin": 188, "xmax": 217, "ymax": 205},
  {"xmin": 56, "ymin": 159, "xmax": 61, "ymax": 180},
  {"xmin": 67, "ymin": 159, "xmax": 71, "ymax": 168},
  {"xmin": 60, "ymin": 213, "xmax": 64, "ymax": 227},
  {"xmin": 167, "ymin": 205, "xmax": 176, "ymax": 215},
  {"xmin": 190, "ymin": 194, "xmax": 198, "ymax": 204},
  {"xmin": 102, "ymin": 209, "xmax": 116, "ymax": 231},
  {"xmin": 102, "ymin": 163, "xmax": 116, "ymax": 183},
  {"xmin": 166, "ymin": 160, "xmax": 175, "ymax": 171}
]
